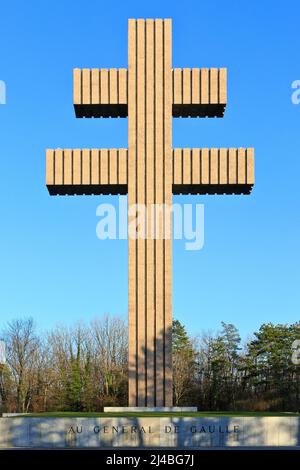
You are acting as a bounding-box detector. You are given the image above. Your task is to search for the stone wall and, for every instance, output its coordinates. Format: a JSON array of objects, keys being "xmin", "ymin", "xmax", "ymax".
[{"xmin": 0, "ymin": 417, "xmax": 299, "ymax": 448}]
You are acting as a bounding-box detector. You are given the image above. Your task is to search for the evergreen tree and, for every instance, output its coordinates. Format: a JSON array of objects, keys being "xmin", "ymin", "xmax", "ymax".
[
  {"xmin": 172, "ymin": 319, "xmax": 196, "ymax": 405},
  {"xmin": 244, "ymin": 322, "xmax": 300, "ymax": 410}
]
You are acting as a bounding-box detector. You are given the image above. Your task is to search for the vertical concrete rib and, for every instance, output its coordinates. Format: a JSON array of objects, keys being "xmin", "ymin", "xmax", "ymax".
[
  {"xmin": 163, "ymin": 19, "xmax": 173, "ymax": 406},
  {"xmin": 136, "ymin": 19, "xmax": 146, "ymax": 406},
  {"xmin": 128, "ymin": 19, "xmax": 137, "ymax": 405},
  {"xmin": 154, "ymin": 19, "xmax": 164, "ymax": 406}
]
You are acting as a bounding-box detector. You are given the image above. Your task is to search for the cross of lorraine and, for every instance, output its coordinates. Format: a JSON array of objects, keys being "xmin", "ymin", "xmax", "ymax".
[{"xmin": 46, "ymin": 18, "xmax": 254, "ymax": 408}]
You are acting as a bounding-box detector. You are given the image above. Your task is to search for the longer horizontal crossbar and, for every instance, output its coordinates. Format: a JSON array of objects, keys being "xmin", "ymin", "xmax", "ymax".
[
  {"xmin": 46, "ymin": 149, "xmax": 128, "ymax": 195},
  {"xmin": 46, "ymin": 147, "xmax": 254, "ymax": 196},
  {"xmin": 73, "ymin": 67, "xmax": 226, "ymax": 118},
  {"xmin": 173, "ymin": 148, "xmax": 254, "ymax": 194}
]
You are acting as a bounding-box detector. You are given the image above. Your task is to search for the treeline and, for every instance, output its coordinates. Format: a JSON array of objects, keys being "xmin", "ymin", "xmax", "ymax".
[{"xmin": 0, "ymin": 317, "xmax": 300, "ymax": 413}]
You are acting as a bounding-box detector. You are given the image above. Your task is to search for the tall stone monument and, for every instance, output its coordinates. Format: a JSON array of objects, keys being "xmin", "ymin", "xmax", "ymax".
[{"xmin": 46, "ymin": 19, "xmax": 254, "ymax": 408}]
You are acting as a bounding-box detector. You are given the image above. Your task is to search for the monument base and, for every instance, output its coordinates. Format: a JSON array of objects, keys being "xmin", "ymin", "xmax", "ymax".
[
  {"xmin": 104, "ymin": 407, "xmax": 198, "ymax": 412},
  {"xmin": 0, "ymin": 416, "xmax": 299, "ymax": 448}
]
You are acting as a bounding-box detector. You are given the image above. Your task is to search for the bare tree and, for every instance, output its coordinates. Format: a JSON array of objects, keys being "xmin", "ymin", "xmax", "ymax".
[
  {"xmin": 2, "ymin": 318, "xmax": 40, "ymax": 412},
  {"xmin": 91, "ymin": 316, "xmax": 128, "ymax": 404}
]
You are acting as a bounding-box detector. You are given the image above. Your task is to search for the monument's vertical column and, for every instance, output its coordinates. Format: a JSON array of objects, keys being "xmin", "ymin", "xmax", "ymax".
[
  {"xmin": 128, "ymin": 18, "xmax": 173, "ymax": 407},
  {"xmin": 145, "ymin": 19, "xmax": 155, "ymax": 407},
  {"xmin": 163, "ymin": 20, "xmax": 173, "ymax": 406}
]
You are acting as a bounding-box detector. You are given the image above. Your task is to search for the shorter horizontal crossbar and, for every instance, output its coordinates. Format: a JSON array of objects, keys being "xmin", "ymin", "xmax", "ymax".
[
  {"xmin": 73, "ymin": 68, "xmax": 227, "ymax": 118},
  {"xmin": 46, "ymin": 149, "xmax": 128, "ymax": 195},
  {"xmin": 172, "ymin": 68, "xmax": 227, "ymax": 118},
  {"xmin": 74, "ymin": 104, "xmax": 127, "ymax": 118},
  {"xmin": 172, "ymin": 148, "xmax": 254, "ymax": 195},
  {"xmin": 173, "ymin": 104, "xmax": 225, "ymax": 118},
  {"xmin": 74, "ymin": 68, "xmax": 128, "ymax": 118}
]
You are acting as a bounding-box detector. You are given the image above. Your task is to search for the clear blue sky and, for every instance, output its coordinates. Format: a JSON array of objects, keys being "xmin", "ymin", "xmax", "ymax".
[{"xmin": 0, "ymin": 0, "xmax": 299, "ymax": 339}]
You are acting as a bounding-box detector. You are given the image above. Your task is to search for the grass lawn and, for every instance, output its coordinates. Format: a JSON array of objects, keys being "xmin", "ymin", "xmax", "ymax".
[{"xmin": 4, "ymin": 411, "xmax": 300, "ymax": 418}]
